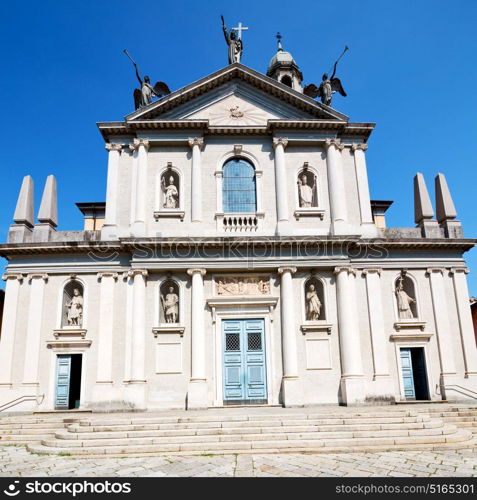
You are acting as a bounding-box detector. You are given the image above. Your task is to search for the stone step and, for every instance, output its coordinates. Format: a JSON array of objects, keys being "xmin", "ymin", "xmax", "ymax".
[
  {"xmin": 29, "ymin": 430, "xmax": 473, "ymax": 456},
  {"xmin": 74, "ymin": 416, "xmax": 430, "ymax": 433},
  {"xmin": 59, "ymin": 420, "xmax": 442, "ymax": 440},
  {"xmin": 0, "ymin": 422, "xmax": 68, "ymax": 430},
  {"xmin": 75, "ymin": 411, "xmax": 421, "ymax": 427},
  {"xmin": 46, "ymin": 425, "xmax": 458, "ymax": 448}
]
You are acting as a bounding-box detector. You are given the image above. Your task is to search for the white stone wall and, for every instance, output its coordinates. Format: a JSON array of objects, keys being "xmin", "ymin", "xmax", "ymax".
[{"xmin": 1, "ymin": 257, "xmax": 476, "ymax": 412}]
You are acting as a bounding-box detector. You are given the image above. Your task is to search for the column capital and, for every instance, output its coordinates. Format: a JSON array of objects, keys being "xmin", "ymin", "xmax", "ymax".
[
  {"xmin": 449, "ymin": 267, "xmax": 469, "ymax": 275},
  {"xmin": 27, "ymin": 273, "xmax": 48, "ymax": 283},
  {"xmin": 272, "ymin": 137, "xmax": 288, "ymax": 149},
  {"xmin": 426, "ymin": 267, "xmax": 445, "ymax": 276},
  {"xmin": 278, "ymin": 266, "xmax": 297, "ymax": 275},
  {"xmin": 324, "ymin": 138, "xmax": 344, "ymax": 151},
  {"xmin": 129, "ymin": 138, "xmax": 150, "ymax": 152},
  {"xmin": 361, "ymin": 267, "xmax": 382, "ymax": 276},
  {"xmin": 188, "ymin": 137, "xmax": 204, "ymax": 149},
  {"xmin": 2, "ymin": 273, "xmax": 24, "ymax": 282},
  {"xmin": 187, "ymin": 268, "xmax": 206, "ymax": 277},
  {"xmin": 127, "ymin": 268, "xmax": 148, "ymax": 279},
  {"xmin": 105, "ymin": 143, "xmax": 123, "ymax": 153},
  {"xmin": 351, "ymin": 143, "xmax": 368, "ymax": 152},
  {"xmin": 97, "ymin": 271, "xmax": 119, "ymax": 281},
  {"xmin": 334, "ymin": 266, "xmax": 356, "ymax": 276}
]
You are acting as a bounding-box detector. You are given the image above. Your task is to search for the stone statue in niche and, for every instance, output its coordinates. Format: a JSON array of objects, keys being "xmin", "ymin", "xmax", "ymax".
[
  {"xmin": 395, "ymin": 276, "xmax": 416, "ymax": 319},
  {"xmin": 66, "ymin": 288, "xmax": 83, "ymax": 326},
  {"xmin": 161, "ymin": 174, "xmax": 179, "ymax": 209},
  {"xmin": 216, "ymin": 276, "xmax": 270, "ymax": 295},
  {"xmin": 305, "ymin": 283, "xmax": 322, "ymax": 321},
  {"xmin": 297, "ymin": 172, "xmax": 317, "ymax": 208},
  {"xmin": 161, "ymin": 284, "xmax": 179, "ymax": 323}
]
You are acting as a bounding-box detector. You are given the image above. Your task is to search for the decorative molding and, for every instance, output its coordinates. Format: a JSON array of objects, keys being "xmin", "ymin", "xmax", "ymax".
[
  {"xmin": 187, "ymin": 268, "xmax": 206, "ymax": 277},
  {"xmin": 300, "ymin": 322, "xmax": 333, "ymax": 335},
  {"xmin": 393, "ymin": 321, "xmax": 427, "ymax": 332},
  {"xmin": 27, "ymin": 273, "xmax": 48, "ymax": 283},
  {"xmin": 97, "ymin": 271, "xmax": 119, "ymax": 281},
  {"xmin": 426, "ymin": 267, "xmax": 445, "ymax": 276},
  {"xmin": 154, "ymin": 210, "xmax": 185, "ymax": 220},
  {"xmin": 272, "ymin": 137, "xmax": 288, "ymax": 149},
  {"xmin": 2, "ymin": 273, "xmax": 24, "ymax": 282},
  {"xmin": 188, "ymin": 137, "xmax": 204, "ymax": 149},
  {"xmin": 333, "ymin": 266, "xmax": 356, "ymax": 277},
  {"xmin": 294, "ymin": 209, "xmax": 325, "ymax": 220},
  {"xmin": 129, "ymin": 138, "xmax": 150, "ymax": 151},
  {"xmin": 390, "ymin": 331, "xmax": 432, "ymax": 342},
  {"xmin": 351, "ymin": 143, "xmax": 368, "ymax": 152},
  {"xmin": 47, "ymin": 339, "xmax": 92, "ymax": 349},
  {"xmin": 215, "ymin": 275, "xmax": 270, "ymax": 296},
  {"xmin": 53, "ymin": 328, "xmax": 87, "ymax": 339},
  {"xmin": 449, "ymin": 267, "xmax": 469, "ymax": 275},
  {"xmin": 105, "ymin": 143, "xmax": 123, "ymax": 153},
  {"xmin": 207, "ymin": 296, "xmax": 278, "ymax": 324},
  {"xmin": 127, "ymin": 268, "xmax": 148, "ymax": 279},
  {"xmin": 152, "ymin": 326, "xmax": 185, "ymax": 337},
  {"xmin": 278, "ymin": 266, "xmax": 297, "ymax": 275},
  {"xmin": 324, "ymin": 138, "xmax": 344, "ymax": 151},
  {"xmin": 233, "ymin": 144, "xmax": 243, "ymax": 155},
  {"xmin": 361, "ymin": 268, "xmax": 382, "ymax": 276}
]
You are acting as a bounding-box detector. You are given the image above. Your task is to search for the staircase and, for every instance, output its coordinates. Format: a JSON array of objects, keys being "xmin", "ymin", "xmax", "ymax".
[
  {"xmin": 417, "ymin": 406, "xmax": 477, "ymax": 434},
  {"xmin": 22, "ymin": 406, "xmax": 475, "ymax": 457},
  {"xmin": 0, "ymin": 414, "xmax": 79, "ymax": 445}
]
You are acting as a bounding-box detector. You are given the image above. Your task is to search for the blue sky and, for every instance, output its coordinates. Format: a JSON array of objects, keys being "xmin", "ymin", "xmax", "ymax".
[{"xmin": 1, "ymin": 0, "xmax": 476, "ymax": 293}]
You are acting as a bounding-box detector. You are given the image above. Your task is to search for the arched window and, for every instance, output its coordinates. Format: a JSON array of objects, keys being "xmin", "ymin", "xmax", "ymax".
[
  {"xmin": 304, "ymin": 277, "xmax": 325, "ymax": 321},
  {"xmin": 160, "ymin": 279, "xmax": 180, "ymax": 324},
  {"xmin": 281, "ymin": 75, "xmax": 292, "ymax": 88},
  {"xmin": 223, "ymin": 158, "xmax": 257, "ymax": 213},
  {"xmin": 62, "ymin": 280, "xmax": 84, "ymax": 328},
  {"xmin": 160, "ymin": 170, "xmax": 180, "ymax": 209},
  {"xmin": 297, "ymin": 170, "xmax": 318, "ymax": 208},
  {"xmin": 395, "ymin": 274, "xmax": 418, "ymax": 319}
]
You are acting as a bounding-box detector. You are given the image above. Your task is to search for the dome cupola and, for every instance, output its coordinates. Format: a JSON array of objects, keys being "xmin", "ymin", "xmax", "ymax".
[{"xmin": 266, "ymin": 33, "xmax": 303, "ymax": 93}]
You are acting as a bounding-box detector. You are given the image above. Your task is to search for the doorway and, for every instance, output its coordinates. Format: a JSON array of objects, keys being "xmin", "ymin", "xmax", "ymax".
[
  {"xmin": 222, "ymin": 318, "xmax": 267, "ymax": 405},
  {"xmin": 400, "ymin": 347, "xmax": 429, "ymax": 400},
  {"xmin": 55, "ymin": 354, "xmax": 82, "ymax": 410}
]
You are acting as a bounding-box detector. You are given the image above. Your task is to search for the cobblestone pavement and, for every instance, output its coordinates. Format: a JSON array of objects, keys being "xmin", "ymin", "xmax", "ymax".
[{"xmin": 1, "ymin": 446, "xmax": 477, "ymax": 477}]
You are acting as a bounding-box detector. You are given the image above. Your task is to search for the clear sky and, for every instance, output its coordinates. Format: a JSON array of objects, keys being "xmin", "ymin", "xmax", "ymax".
[{"xmin": 1, "ymin": 0, "xmax": 476, "ymax": 293}]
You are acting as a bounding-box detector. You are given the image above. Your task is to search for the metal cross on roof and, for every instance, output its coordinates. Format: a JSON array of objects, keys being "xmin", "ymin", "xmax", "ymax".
[{"xmin": 232, "ymin": 22, "xmax": 249, "ymax": 40}]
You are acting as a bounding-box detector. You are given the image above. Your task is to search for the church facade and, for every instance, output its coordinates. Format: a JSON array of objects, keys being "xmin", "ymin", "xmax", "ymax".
[{"xmin": 1, "ymin": 46, "xmax": 477, "ymax": 413}]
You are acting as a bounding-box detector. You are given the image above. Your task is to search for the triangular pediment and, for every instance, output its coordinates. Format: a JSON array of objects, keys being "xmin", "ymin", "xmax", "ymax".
[{"xmin": 125, "ymin": 64, "xmax": 348, "ymax": 123}]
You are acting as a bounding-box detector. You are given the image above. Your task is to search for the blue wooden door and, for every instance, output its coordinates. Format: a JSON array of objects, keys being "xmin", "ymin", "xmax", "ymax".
[
  {"xmin": 400, "ymin": 348, "xmax": 416, "ymax": 400},
  {"xmin": 223, "ymin": 319, "xmax": 267, "ymax": 402},
  {"xmin": 55, "ymin": 355, "xmax": 72, "ymax": 409}
]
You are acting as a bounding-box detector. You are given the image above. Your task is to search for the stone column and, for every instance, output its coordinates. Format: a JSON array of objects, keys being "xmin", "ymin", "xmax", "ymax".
[
  {"xmin": 188, "ymin": 138, "xmax": 204, "ymax": 223},
  {"xmin": 352, "ymin": 143, "xmax": 377, "ymax": 236},
  {"xmin": 187, "ymin": 268, "xmax": 207, "ymax": 409},
  {"xmin": 334, "ymin": 266, "xmax": 364, "ymax": 404},
  {"xmin": 427, "ymin": 267, "xmax": 457, "ymax": 395},
  {"xmin": 362, "ymin": 269, "xmax": 393, "ymax": 391},
  {"xmin": 92, "ymin": 272, "xmax": 118, "ymax": 403},
  {"xmin": 450, "ymin": 267, "xmax": 477, "ymax": 378},
  {"xmin": 0, "ymin": 274, "xmax": 23, "ymax": 386},
  {"xmin": 22, "ymin": 273, "xmax": 48, "ymax": 385},
  {"xmin": 325, "ymin": 139, "xmax": 347, "ymax": 235},
  {"xmin": 102, "ymin": 143, "xmax": 122, "ymax": 240},
  {"xmin": 125, "ymin": 268, "xmax": 148, "ymax": 409},
  {"xmin": 278, "ymin": 266, "xmax": 304, "ymax": 406},
  {"xmin": 272, "ymin": 138, "xmax": 289, "ymax": 223},
  {"xmin": 130, "ymin": 139, "xmax": 149, "ymax": 236}
]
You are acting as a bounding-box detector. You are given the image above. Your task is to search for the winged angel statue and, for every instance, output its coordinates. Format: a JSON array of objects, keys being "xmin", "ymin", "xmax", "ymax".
[
  {"xmin": 304, "ymin": 46, "xmax": 348, "ymax": 107},
  {"xmin": 124, "ymin": 50, "xmax": 171, "ymax": 110}
]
